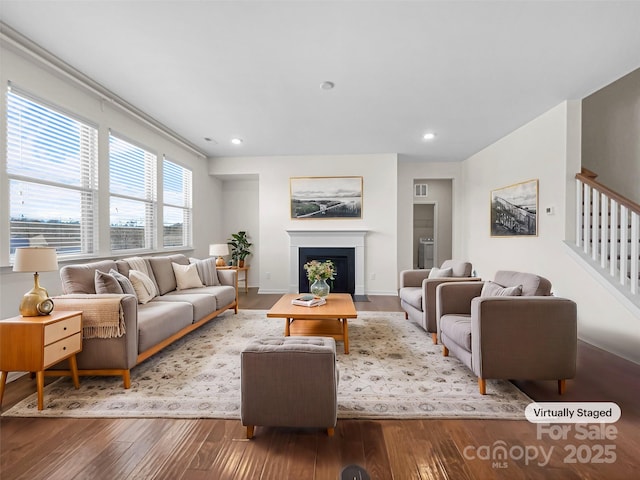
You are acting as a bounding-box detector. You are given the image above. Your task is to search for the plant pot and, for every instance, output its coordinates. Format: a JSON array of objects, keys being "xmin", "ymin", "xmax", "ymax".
[{"xmin": 238, "ymin": 260, "xmax": 245, "ymax": 268}]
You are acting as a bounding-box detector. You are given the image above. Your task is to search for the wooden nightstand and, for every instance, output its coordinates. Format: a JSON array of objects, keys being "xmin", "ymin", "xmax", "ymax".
[{"xmin": 0, "ymin": 310, "xmax": 82, "ymax": 410}]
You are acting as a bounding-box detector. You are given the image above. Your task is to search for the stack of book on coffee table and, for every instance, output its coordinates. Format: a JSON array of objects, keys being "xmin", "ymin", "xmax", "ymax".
[{"xmin": 291, "ymin": 294, "xmax": 326, "ymax": 307}]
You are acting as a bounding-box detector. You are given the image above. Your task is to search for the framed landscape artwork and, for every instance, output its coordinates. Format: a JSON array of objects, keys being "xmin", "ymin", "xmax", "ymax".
[
  {"xmin": 290, "ymin": 176, "xmax": 363, "ymax": 219},
  {"xmin": 490, "ymin": 179, "xmax": 538, "ymax": 237}
]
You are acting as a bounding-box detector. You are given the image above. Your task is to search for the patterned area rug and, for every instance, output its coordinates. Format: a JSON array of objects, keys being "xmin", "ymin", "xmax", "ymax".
[{"xmin": 2, "ymin": 310, "xmax": 532, "ymax": 419}]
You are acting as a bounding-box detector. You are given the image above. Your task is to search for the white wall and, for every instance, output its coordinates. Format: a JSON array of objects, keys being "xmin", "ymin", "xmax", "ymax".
[
  {"xmin": 582, "ymin": 67, "xmax": 640, "ymax": 203},
  {"xmin": 210, "ymin": 154, "xmax": 398, "ymax": 295},
  {"xmin": 461, "ymin": 101, "xmax": 640, "ymax": 365},
  {"xmin": 0, "ymin": 43, "xmax": 221, "ymax": 318},
  {"xmin": 220, "ymin": 177, "xmax": 260, "ymax": 286}
]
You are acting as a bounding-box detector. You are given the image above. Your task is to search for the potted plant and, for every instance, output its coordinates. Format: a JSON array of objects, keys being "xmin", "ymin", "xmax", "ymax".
[{"xmin": 227, "ymin": 231, "xmax": 253, "ymax": 267}]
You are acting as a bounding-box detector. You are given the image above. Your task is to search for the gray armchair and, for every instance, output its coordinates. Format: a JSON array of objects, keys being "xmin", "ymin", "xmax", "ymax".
[
  {"xmin": 436, "ymin": 271, "xmax": 577, "ymax": 395},
  {"xmin": 399, "ymin": 260, "xmax": 479, "ymax": 343}
]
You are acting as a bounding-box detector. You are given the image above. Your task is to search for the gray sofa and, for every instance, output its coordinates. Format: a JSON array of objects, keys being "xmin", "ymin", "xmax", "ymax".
[
  {"xmin": 399, "ymin": 260, "xmax": 479, "ymax": 343},
  {"xmin": 436, "ymin": 271, "xmax": 577, "ymax": 395},
  {"xmin": 52, "ymin": 254, "xmax": 238, "ymax": 388}
]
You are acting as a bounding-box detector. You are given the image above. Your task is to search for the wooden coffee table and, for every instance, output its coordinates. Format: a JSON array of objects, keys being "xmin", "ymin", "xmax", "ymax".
[{"xmin": 266, "ymin": 293, "xmax": 357, "ymax": 354}]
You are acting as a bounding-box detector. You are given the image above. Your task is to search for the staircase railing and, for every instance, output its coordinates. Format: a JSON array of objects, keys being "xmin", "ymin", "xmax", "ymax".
[{"xmin": 575, "ymin": 169, "xmax": 640, "ymax": 300}]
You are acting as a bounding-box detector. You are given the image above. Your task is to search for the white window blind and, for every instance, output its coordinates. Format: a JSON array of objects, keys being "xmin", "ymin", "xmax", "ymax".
[
  {"xmin": 6, "ymin": 89, "xmax": 98, "ymax": 258},
  {"xmin": 163, "ymin": 157, "xmax": 192, "ymax": 248},
  {"xmin": 109, "ymin": 134, "xmax": 157, "ymax": 251}
]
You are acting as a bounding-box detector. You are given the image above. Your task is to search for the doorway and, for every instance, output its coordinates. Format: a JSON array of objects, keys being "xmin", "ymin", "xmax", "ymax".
[
  {"xmin": 412, "ymin": 179, "xmax": 453, "ymax": 269},
  {"xmin": 413, "ymin": 203, "xmax": 436, "ymax": 269}
]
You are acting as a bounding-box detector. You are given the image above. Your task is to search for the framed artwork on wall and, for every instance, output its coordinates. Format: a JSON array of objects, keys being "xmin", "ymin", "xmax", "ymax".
[
  {"xmin": 490, "ymin": 179, "xmax": 538, "ymax": 237},
  {"xmin": 290, "ymin": 176, "xmax": 363, "ymax": 219}
]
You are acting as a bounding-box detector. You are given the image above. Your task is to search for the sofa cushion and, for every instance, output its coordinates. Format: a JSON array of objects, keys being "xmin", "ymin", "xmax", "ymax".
[
  {"xmin": 94, "ymin": 270, "xmax": 124, "ymax": 294},
  {"xmin": 189, "ymin": 257, "xmax": 221, "ymax": 286},
  {"xmin": 428, "ymin": 267, "xmax": 453, "ymax": 279},
  {"xmin": 480, "ymin": 281, "xmax": 523, "ymax": 297},
  {"xmin": 137, "ymin": 301, "xmax": 193, "ymax": 352},
  {"xmin": 60, "ymin": 260, "xmax": 118, "ymax": 294},
  {"xmin": 109, "ymin": 269, "xmax": 137, "ymax": 298},
  {"xmin": 154, "ymin": 293, "xmax": 216, "ymax": 322},
  {"xmin": 494, "ymin": 271, "xmax": 551, "ymax": 296},
  {"xmin": 129, "ymin": 270, "xmax": 158, "ymax": 304},
  {"xmin": 164, "ymin": 285, "xmax": 236, "ymax": 311},
  {"xmin": 439, "ymin": 314, "xmax": 472, "ymax": 351},
  {"xmin": 146, "ymin": 255, "xmax": 190, "ymax": 295},
  {"xmin": 172, "ymin": 262, "xmax": 204, "ymax": 290},
  {"xmin": 398, "ymin": 286, "xmax": 423, "ymax": 311}
]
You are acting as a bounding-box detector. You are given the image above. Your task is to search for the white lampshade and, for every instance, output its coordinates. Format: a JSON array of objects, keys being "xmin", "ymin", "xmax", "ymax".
[
  {"xmin": 13, "ymin": 247, "xmax": 59, "ymax": 273},
  {"xmin": 209, "ymin": 243, "xmax": 229, "ymax": 257}
]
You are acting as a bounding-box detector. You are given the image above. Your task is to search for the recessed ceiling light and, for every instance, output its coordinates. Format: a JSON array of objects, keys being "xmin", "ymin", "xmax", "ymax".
[
  {"xmin": 231, "ymin": 138, "xmax": 243, "ymax": 145},
  {"xmin": 320, "ymin": 81, "xmax": 335, "ymax": 90},
  {"xmin": 423, "ymin": 132, "xmax": 436, "ymax": 141}
]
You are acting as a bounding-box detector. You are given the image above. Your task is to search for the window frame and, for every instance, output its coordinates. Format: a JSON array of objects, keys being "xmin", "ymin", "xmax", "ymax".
[{"xmin": 5, "ymin": 87, "xmax": 99, "ymax": 261}]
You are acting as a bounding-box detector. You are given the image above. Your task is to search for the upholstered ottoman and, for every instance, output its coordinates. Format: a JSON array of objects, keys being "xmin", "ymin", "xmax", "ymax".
[{"xmin": 240, "ymin": 336, "xmax": 338, "ymax": 438}]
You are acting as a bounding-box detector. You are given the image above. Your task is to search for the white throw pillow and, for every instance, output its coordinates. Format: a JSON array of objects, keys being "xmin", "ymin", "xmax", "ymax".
[
  {"xmin": 428, "ymin": 267, "xmax": 453, "ymax": 279},
  {"xmin": 172, "ymin": 262, "xmax": 204, "ymax": 290},
  {"xmin": 129, "ymin": 269, "xmax": 158, "ymax": 304},
  {"xmin": 480, "ymin": 281, "xmax": 523, "ymax": 297}
]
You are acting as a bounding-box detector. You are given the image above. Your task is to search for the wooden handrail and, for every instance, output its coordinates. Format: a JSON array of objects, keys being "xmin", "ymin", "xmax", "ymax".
[{"xmin": 576, "ymin": 171, "xmax": 640, "ymax": 215}]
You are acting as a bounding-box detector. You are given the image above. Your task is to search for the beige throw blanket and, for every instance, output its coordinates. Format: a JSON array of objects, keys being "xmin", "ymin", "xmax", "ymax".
[
  {"xmin": 124, "ymin": 256, "xmax": 151, "ymax": 277},
  {"xmin": 54, "ymin": 295, "xmax": 126, "ymax": 339}
]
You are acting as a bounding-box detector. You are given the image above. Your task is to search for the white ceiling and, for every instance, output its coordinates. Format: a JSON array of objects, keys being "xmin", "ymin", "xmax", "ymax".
[{"xmin": 1, "ymin": 1, "xmax": 639, "ymax": 162}]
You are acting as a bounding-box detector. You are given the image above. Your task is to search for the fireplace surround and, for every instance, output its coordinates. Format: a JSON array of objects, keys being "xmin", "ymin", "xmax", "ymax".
[{"xmin": 287, "ymin": 230, "xmax": 367, "ymax": 296}]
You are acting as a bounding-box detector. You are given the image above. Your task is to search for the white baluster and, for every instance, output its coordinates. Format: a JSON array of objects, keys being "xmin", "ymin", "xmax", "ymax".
[
  {"xmin": 592, "ymin": 188, "xmax": 599, "ymax": 261},
  {"xmin": 631, "ymin": 212, "xmax": 639, "ymax": 296},
  {"xmin": 600, "ymin": 193, "xmax": 609, "ymax": 269},
  {"xmin": 610, "ymin": 199, "xmax": 618, "ymax": 279},
  {"xmin": 620, "ymin": 205, "xmax": 629, "ymax": 286}
]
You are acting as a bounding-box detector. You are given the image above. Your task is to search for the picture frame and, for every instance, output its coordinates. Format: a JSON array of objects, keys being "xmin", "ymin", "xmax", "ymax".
[
  {"xmin": 490, "ymin": 179, "xmax": 538, "ymax": 237},
  {"xmin": 290, "ymin": 176, "xmax": 363, "ymax": 219}
]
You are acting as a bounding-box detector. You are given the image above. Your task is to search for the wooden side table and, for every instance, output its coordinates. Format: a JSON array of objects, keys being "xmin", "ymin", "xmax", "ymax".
[
  {"xmin": 0, "ymin": 310, "xmax": 82, "ymax": 410},
  {"xmin": 218, "ymin": 265, "xmax": 250, "ymax": 293}
]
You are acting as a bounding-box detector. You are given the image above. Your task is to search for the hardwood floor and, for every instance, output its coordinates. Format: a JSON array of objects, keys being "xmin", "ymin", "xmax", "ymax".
[{"xmin": 2, "ymin": 289, "xmax": 639, "ymax": 479}]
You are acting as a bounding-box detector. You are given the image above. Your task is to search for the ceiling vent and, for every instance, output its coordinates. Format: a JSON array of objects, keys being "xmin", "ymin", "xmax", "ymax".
[{"xmin": 414, "ymin": 183, "xmax": 428, "ymax": 197}]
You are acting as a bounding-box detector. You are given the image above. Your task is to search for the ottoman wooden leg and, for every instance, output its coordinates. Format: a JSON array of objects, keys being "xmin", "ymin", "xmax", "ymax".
[{"xmin": 246, "ymin": 426, "xmax": 255, "ymax": 439}]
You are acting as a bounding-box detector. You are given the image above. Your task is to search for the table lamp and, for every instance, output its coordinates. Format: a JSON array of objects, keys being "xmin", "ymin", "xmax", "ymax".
[
  {"xmin": 209, "ymin": 243, "xmax": 229, "ymax": 267},
  {"xmin": 13, "ymin": 246, "xmax": 59, "ymax": 316}
]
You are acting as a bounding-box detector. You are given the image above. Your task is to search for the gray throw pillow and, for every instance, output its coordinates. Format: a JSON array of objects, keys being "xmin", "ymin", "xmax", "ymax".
[
  {"xmin": 95, "ymin": 270, "xmax": 124, "ymax": 294},
  {"xmin": 189, "ymin": 257, "xmax": 220, "ymax": 286},
  {"xmin": 109, "ymin": 268, "xmax": 137, "ymax": 298},
  {"xmin": 480, "ymin": 281, "xmax": 523, "ymax": 297}
]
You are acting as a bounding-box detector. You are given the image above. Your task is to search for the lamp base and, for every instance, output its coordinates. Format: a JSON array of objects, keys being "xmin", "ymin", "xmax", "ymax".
[
  {"xmin": 19, "ymin": 273, "xmax": 52, "ymax": 317},
  {"xmin": 215, "ymin": 256, "xmax": 226, "ymax": 267}
]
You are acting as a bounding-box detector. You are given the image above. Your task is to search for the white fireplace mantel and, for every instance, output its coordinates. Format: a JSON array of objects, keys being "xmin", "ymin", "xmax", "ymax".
[{"xmin": 286, "ymin": 229, "xmax": 368, "ymax": 295}]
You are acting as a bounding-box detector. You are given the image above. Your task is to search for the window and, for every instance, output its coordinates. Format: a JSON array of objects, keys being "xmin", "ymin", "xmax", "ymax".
[
  {"xmin": 6, "ymin": 89, "xmax": 98, "ymax": 258},
  {"xmin": 109, "ymin": 134, "xmax": 157, "ymax": 251},
  {"xmin": 163, "ymin": 157, "xmax": 192, "ymax": 248}
]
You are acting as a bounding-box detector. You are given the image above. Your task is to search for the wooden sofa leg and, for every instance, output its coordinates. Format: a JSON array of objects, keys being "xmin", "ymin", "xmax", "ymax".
[
  {"xmin": 431, "ymin": 333, "xmax": 438, "ymax": 344},
  {"xmin": 246, "ymin": 426, "xmax": 255, "ymax": 439},
  {"xmin": 123, "ymin": 370, "xmax": 131, "ymax": 389},
  {"xmin": 327, "ymin": 427, "xmax": 335, "ymax": 437},
  {"xmin": 478, "ymin": 378, "xmax": 486, "ymax": 395},
  {"xmin": 558, "ymin": 379, "xmax": 566, "ymax": 395},
  {"xmin": 443, "ymin": 346, "xmax": 449, "ymax": 357}
]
